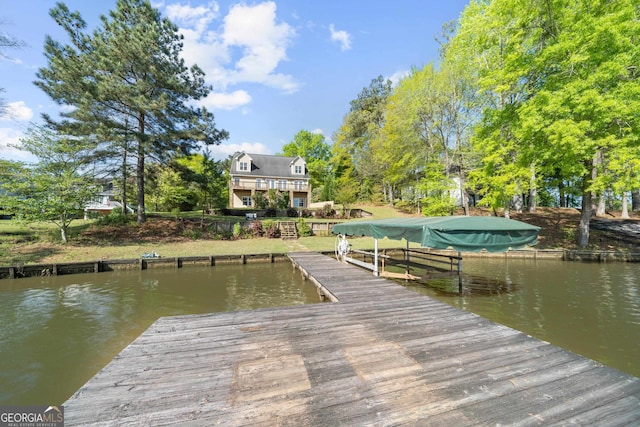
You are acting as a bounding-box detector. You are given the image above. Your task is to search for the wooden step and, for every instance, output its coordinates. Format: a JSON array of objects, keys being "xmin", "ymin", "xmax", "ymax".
[{"xmin": 279, "ymin": 221, "xmax": 298, "ymax": 240}]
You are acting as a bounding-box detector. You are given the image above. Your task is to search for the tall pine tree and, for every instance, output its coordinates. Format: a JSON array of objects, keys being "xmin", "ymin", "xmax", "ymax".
[{"xmin": 36, "ymin": 0, "xmax": 228, "ymax": 223}]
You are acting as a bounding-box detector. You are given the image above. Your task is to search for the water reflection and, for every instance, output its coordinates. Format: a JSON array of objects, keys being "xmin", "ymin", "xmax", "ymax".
[
  {"xmin": 398, "ymin": 258, "xmax": 640, "ymax": 378},
  {"xmin": 0, "ymin": 263, "xmax": 320, "ymax": 405}
]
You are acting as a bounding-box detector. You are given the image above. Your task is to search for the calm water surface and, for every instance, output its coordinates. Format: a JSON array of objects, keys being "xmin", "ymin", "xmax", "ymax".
[
  {"xmin": 398, "ymin": 258, "xmax": 640, "ymax": 378},
  {"xmin": 0, "ymin": 263, "xmax": 320, "ymax": 405}
]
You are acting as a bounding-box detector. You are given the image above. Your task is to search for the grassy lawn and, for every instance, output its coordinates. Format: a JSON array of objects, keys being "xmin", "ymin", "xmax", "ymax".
[
  {"xmin": 0, "ymin": 205, "xmax": 413, "ymax": 266},
  {"xmin": 4, "ymin": 203, "xmax": 630, "ymax": 267}
]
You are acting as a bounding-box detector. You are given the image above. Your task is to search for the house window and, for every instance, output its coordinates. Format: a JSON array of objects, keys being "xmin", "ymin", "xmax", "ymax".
[
  {"xmin": 294, "ymin": 180, "xmax": 305, "ymax": 190},
  {"xmin": 233, "ymin": 178, "xmax": 240, "ymax": 187},
  {"xmin": 242, "ymin": 196, "xmax": 252, "ymax": 206},
  {"xmin": 239, "ymin": 161, "xmax": 248, "ymax": 171},
  {"xmin": 255, "ymin": 179, "xmax": 262, "ymax": 189},
  {"xmin": 293, "ymin": 197, "xmax": 305, "ymax": 207},
  {"xmin": 278, "ymin": 180, "xmax": 288, "ymax": 190},
  {"xmin": 267, "ymin": 179, "xmax": 276, "ymax": 189},
  {"xmin": 294, "ymin": 165, "xmax": 303, "ymax": 174}
]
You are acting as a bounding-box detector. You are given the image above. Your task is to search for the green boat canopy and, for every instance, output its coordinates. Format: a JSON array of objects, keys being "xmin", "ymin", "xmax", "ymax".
[{"xmin": 332, "ymin": 216, "xmax": 541, "ymax": 252}]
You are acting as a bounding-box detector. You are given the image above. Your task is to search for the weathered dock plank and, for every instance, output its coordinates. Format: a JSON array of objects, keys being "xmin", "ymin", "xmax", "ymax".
[{"xmin": 64, "ymin": 252, "xmax": 640, "ymax": 425}]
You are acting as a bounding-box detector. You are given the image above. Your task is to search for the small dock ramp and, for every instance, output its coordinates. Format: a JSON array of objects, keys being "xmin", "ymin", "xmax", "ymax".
[{"xmin": 64, "ymin": 252, "xmax": 640, "ymax": 425}]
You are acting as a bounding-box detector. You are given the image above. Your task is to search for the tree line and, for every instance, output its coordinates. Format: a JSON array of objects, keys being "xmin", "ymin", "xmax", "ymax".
[{"xmin": 319, "ymin": 0, "xmax": 640, "ymax": 247}]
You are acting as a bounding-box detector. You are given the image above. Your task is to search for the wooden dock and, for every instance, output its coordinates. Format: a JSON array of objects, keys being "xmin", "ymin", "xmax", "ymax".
[{"xmin": 64, "ymin": 252, "xmax": 640, "ymax": 425}]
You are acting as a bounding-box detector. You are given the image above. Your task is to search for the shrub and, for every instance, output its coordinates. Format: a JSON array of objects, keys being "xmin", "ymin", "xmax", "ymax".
[
  {"xmin": 296, "ymin": 218, "xmax": 312, "ymax": 237},
  {"xmin": 300, "ymin": 208, "xmax": 313, "ymax": 218},
  {"xmin": 316, "ymin": 203, "xmax": 336, "ymax": 219},
  {"xmin": 251, "ymin": 221, "xmax": 265, "ymax": 237},
  {"xmin": 184, "ymin": 229, "xmax": 202, "ymax": 240},
  {"xmin": 287, "ymin": 207, "xmax": 299, "ymax": 217},
  {"xmin": 232, "ymin": 222, "xmax": 242, "ymax": 239},
  {"xmin": 97, "ymin": 209, "xmax": 132, "ymax": 226},
  {"xmin": 264, "ymin": 207, "xmax": 277, "ymax": 217},
  {"xmin": 262, "ymin": 219, "xmax": 280, "ymax": 238}
]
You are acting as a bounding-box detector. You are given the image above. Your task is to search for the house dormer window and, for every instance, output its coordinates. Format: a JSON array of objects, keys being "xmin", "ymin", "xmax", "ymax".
[
  {"xmin": 239, "ymin": 161, "xmax": 248, "ymax": 171},
  {"xmin": 294, "ymin": 165, "xmax": 302, "ymax": 174}
]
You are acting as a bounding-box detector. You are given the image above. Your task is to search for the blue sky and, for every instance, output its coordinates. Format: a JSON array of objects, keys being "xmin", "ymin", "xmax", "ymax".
[{"xmin": 1, "ymin": 0, "xmax": 470, "ymax": 162}]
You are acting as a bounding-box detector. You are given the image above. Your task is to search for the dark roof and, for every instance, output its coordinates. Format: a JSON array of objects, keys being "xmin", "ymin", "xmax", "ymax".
[{"xmin": 230, "ymin": 152, "xmax": 309, "ymax": 179}]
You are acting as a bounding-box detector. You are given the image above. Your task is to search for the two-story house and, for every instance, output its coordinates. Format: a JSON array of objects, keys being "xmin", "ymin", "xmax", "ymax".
[{"xmin": 229, "ymin": 152, "xmax": 311, "ymax": 209}]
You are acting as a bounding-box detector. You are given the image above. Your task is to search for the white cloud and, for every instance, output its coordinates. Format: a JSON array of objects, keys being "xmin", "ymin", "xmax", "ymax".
[
  {"xmin": 388, "ymin": 70, "xmax": 411, "ymax": 86},
  {"xmin": 329, "ymin": 24, "xmax": 351, "ymax": 51},
  {"xmin": 166, "ymin": 0, "xmax": 300, "ymax": 100},
  {"xmin": 59, "ymin": 104, "xmax": 77, "ymax": 114},
  {"xmin": 2, "ymin": 101, "xmax": 33, "ymax": 121},
  {"xmin": 222, "ymin": 2, "xmax": 298, "ymax": 91},
  {"xmin": 311, "ymin": 128, "xmax": 332, "ymax": 143},
  {"xmin": 197, "ymin": 90, "xmax": 252, "ymax": 110},
  {"xmin": 0, "ymin": 127, "xmax": 35, "ymax": 161},
  {"xmin": 166, "ymin": 1, "xmax": 219, "ymax": 33},
  {"xmin": 207, "ymin": 142, "xmax": 271, "ymax": 159}
]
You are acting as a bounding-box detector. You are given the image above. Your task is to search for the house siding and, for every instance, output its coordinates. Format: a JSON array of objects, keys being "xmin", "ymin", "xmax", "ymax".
[{"xmin": 228, "ymin": 152, "xmax": 312, "ymax": 209}]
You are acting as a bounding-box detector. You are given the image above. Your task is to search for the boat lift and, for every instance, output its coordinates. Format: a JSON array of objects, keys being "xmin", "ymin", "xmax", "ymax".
[{"xmin": 332, "ymin": 216, "xmax": 541, "ymax": 292}]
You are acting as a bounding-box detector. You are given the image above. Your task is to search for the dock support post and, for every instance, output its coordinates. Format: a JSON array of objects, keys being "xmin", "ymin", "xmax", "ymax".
[
  {"xmin": 373, "ymin": 239, "xmax": 379, "ymax": 276},
  {"xmin": 405, "ymin": 240, "xmax": 410, "ymax": 277},
  {"xmin": 458, "ymin": 251, "xmax": 463, "ymax": 293}
]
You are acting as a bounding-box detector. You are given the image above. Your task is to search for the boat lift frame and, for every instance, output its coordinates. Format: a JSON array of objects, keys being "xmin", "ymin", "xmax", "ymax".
[{"xmin": 335, "ymin": 234, "xmax": 463, "ymax": 290}]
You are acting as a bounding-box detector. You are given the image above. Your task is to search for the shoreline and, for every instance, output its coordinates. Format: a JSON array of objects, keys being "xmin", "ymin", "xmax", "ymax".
[{"xmin": 3, "ymin": 247, "xmax": 640, "ymax": 281}]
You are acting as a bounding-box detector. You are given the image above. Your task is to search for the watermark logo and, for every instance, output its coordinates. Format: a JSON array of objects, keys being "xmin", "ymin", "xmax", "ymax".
[{"xmin": 0, "ymin": 406, "xmax": 64, "ymax": 427}]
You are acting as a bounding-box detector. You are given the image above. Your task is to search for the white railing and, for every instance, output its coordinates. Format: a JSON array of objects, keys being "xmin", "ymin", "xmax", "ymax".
[{"xmin": 231, "ymin": 181, "xmax": 309, "ymax": 191}]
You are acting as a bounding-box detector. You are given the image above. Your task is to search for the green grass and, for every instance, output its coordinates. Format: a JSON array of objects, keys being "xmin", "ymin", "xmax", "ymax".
[{"xmin": 0, "ymin": 204, "xmax": 415, "ymax": 266}]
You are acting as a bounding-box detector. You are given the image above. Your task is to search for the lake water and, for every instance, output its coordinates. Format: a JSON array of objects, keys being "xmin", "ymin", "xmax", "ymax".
[
  {"xmin": 0, "ymin": 263, "xmax": 321, "ymax": 405},
  {"xmin": 2, "ymin": 257, "xmax": 639, "ymax": 407},
  {"xmin": 395, "ymin": 257, "xmax": 640, "ymax": 378}
]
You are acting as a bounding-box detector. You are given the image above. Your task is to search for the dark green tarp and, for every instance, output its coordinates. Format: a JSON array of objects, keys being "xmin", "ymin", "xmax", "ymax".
[{"xmin": 332, "ymin": 216, "xmax": 540, "ymax": 252}]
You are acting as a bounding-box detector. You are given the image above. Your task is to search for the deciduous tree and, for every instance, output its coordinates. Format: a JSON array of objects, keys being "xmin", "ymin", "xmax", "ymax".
[{"xmin": 0, "ymin": 127, "xmax": 97, "ymax": 243}]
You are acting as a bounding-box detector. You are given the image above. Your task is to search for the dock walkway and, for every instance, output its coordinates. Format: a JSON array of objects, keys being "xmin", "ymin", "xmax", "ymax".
[{"xmin": 64, "ymin": 252, "xmax": 640, "ymax": 425}]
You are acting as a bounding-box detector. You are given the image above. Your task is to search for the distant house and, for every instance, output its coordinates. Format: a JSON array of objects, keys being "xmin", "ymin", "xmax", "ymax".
[
  {"xmin": 84, "ymin": 181, "xmax": 133, "ymax": 219},
  {"xmin": 228, "ymin": 152, "xmax": 312, "ymax": 209}
]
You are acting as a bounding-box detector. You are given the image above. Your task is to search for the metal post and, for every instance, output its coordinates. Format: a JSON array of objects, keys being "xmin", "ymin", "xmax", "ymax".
[
  {"xmin": 373, "ymin": 238, "xmax": 379, "ymax": 276},
  {"xmin": 458, "ymin": 251, "xmax": 463, "ymax": 293}
]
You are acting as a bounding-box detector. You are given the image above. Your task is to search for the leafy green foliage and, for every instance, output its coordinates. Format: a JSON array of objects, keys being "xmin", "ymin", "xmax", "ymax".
[
  {"xmin": 261, "ymin": 220, "xmax": 280, "ymax": 238},
  {"xmin": 296, "ymin": 218, "xmax": 312, "ymax": 237},
  {"xmin": 0, "ymin": 127, "xmax": 98, "ymax": 243},
  {"xmin": 281, "ymin": 130, "xmax": 331, "ymax": 190},
  {"xmin": 447, "ymin": 0, "xmax": 640, "ymax": 245}
]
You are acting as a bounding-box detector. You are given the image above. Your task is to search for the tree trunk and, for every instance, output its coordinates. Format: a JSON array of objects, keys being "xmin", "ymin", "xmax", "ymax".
[
  {"xmin": 593, "ymin": 150, "xmax": 605, "ymax": 216},
  {"xmin": 621, "ymin": 192, "xmax": 630, "ymax": 219},
  {"xmin": 596, "ymin": 192, "xmax": 606, "ymax": 216},
  {"xmin": 578, "ymin": 177, "xmax": 592, "ymax": 247},
  {"xmin": 136, "ymin": 148, "xmax": 145, "ymax": 223},
  {"xmin": 632, "ymin": 190, "xmax": 640, "ymax": 211},
  {"xmin": 558, "ymin": 180, "xmax": 565, "ymax": 207},
  {"xmin": 528, "ymin": 163, "xmax": 537, "ymax": 213},
  {"xmin": 121, "ymin": 144, "xmax": 128, "ymax": 216},
  {"xmin": 460, "ymin": 176, "xmax": 469, "ymax": 216},
  {"xmin": 136, "ymin": 115, "xmax": 146, "ymax": 224},
  {"xmin": 60, "ymin": 226, "xmax": 68, "ymax": 244}
]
